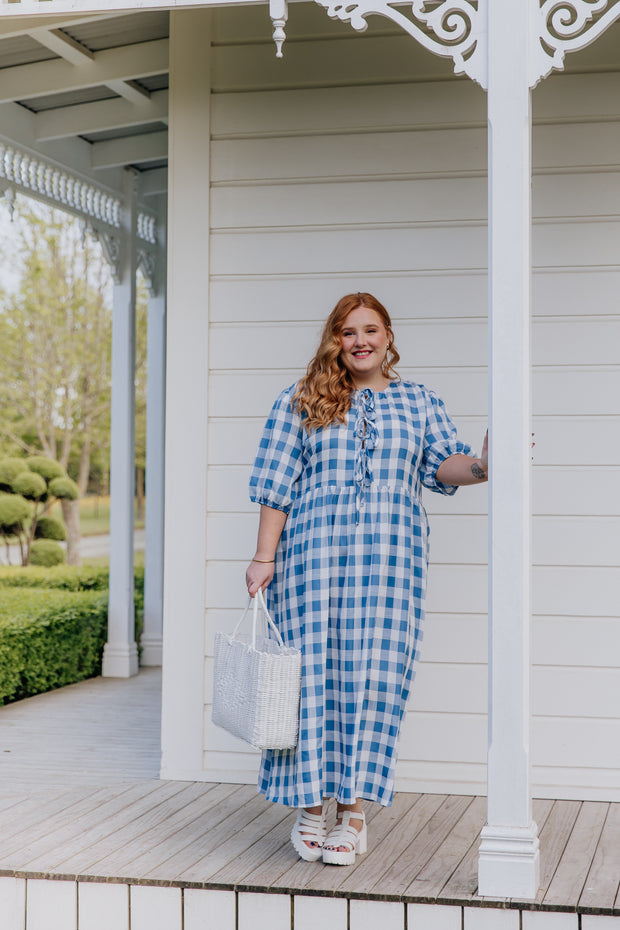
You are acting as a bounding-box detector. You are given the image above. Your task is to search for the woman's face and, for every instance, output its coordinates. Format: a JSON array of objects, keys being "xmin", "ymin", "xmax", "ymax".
[{"xmin": 339, "ymin": 306, "xmax": 390, "ymax": 386}]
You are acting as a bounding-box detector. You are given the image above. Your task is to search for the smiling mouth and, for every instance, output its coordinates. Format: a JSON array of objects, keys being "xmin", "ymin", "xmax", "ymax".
[{"xmin": 352, "ymin": 350, "xmax": 372, "ymax": 357}]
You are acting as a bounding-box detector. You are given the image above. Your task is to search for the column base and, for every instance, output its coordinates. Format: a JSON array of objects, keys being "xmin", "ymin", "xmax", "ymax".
[
  {"xmin": 140, "ymin": 634, "xmax": 163, "ymax": 667},
  {"xmin": 478, "ymin": 822, "xmax": 540, "ymax": 899},
  {"xmin": 102, "ymin": 642, "xmax": 139, "ymax": 678}
]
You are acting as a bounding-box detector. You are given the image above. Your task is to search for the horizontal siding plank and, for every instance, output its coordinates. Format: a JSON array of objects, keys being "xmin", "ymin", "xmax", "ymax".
[
  {"xmin": 399, "ymin": 712, "xmax": 486, "ymax": 766},
  {"xmin": 212, "ymin": 174, "xmax": 620, "ymax": 228},
  {"xmin": 209, "ymin": 271, "xmax": 619, "ymax": 323},
  {"xmin": 533, "ymin": 616, "xmax": 620, "ymax": 668},
  {"xmin": 533, "ymin": 717, "xmax": 620, "ymax": 769},
  {"xmin": 212, "ymin": 124, "xmax": 620, "ymax": 183},
  {"xmin": 211, "ymin": 81, "xmax": 485, "ymax": 138},
  {"xmin": 212, "ymin": 70, "xmax": 620, "ymax": 139},
  {"xmin": 211, "ymin": 129, "xmax": 488, "ymax": 183},
  {"xmin": 211, "ymin": 177, "xmax": 487, "ymax": 228},
  {"xmin": 209, "ymin": 273, "xmax": 489, "ymax": 322},
  {"xmin": 210, "ymin": 227, "xmax": 487, "ymax": 276},
  {"xmin": 212, "ymin": 35, "xmax": 459, "ymax": 93},
  {"xmin": 532, "ymin": 566, "xmax": 620, "ymax": 617},
  {"xmin": 533, "ymin": 667, "xmax": 620, "ymax": 719}
]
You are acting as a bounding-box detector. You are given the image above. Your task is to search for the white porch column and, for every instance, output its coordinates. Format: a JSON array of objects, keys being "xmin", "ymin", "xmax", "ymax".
[
  {"xmin": 478, "ymin": 0, "xmax": 539, "ymax": 899},
  {"xmin": 103, "ymin": 169, "xmax": 139, "ymax": 678},
  {"xmin": 141, "ymin": 199, "xmax": 167, "ymax": 667},
  {"xmin": 160, "ymin": 9, "xmax": 211, "ymax": 780}
]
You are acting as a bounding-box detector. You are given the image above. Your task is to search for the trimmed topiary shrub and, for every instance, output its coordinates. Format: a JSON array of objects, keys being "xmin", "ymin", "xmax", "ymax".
[
  {"xmin": 34, "ymin": 516, "xmax": 67, "ymax": 541},
  {"xmin": 25, "ymin": 456, "xmax": 66, "ymax": 482},
  {"xmin": 0, "ymin": 588, "xmax": 108, "ymax": 703},
  {"xmin": 48, "ymin": 476, "xmax": 79, "ymax": 501},
  {"xmin": 0, "ymin": 457, "xmax": 79, "ymax": 565},
  {"xmin": 11, "ymin": 471, "xmax": 47, "ymax": 501},
  {"xmin": 0, "ymin": 459, "xmax": 28, "ymax": 490},
  {"xmin": 0, "ymin": 493, "xmax": 31, "ymax": 533},
  {"xmin": 29, "ymin": 539, "xmax": 66, "ymax": 567}
]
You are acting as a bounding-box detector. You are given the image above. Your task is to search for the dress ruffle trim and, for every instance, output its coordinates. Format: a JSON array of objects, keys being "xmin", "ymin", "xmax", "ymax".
[{"xmin": 353, "ymin": 388, "xmax": 379, "ymax": 523}]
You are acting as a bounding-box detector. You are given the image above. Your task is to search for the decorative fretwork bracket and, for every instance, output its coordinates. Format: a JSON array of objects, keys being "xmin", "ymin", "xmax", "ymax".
[
  {"xmin": 269, "ymin": 0, "xmax": 620, "ymax": 90},
  {"xmin": 532, "ymin": 0, "xmax": 620, "ymax": 87}
]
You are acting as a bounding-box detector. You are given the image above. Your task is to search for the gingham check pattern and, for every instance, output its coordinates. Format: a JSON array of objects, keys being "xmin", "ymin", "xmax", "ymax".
[{"xmin": 249, "ymin": 381, "xmax": 472, "ymax": 808}]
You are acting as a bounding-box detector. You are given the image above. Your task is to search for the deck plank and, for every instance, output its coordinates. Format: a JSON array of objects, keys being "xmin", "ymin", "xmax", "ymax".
[
  {"xmin": 337, "ymin": 794, "xmax": 446, "ymax": 896},
  {"xmin": 0, "ymin": 787, "xmax": 109, "ymax": 863},
  {"xmin": 405, "ymin": 795, "xmax": 487, "ymax": 900},
  {"xmin": 46, "ymin": 781, "xmax": 201, "ymax": 874},
  {"xmin": 580, "ymin": 802, "xmax": 620, "ymax": 911},
  {"xmin": 142, "ymin": 789, "xmax": 268, "ymax": 881},
  {"xmin": 543, "ymin": 801, "xmax": 609, "ymax": 908},
  {"xmin": 35, "ymin": 782, "xmax": 217, "ymax": 874},
  {"xmin": 533, "ymin": 799, "xmax": 582, "ymax": 905},
  {"xmin": 178, "ymin": 801, "xmax": 293, "ymax": 883},
  {"xmin": 120, "ymin": 783, "xmax": 244, "ymax": 880},
  {"xmin": 373, "ymin": 795, "xmax": 474, "ymax": 897}
]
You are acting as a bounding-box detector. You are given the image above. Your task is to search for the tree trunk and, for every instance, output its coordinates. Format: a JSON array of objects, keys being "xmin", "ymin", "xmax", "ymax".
[
  {"xmin": 136, "ymin": 466, "xmax": 145, "ymax": 522},
  {"xmin": 61, "ymin": 499, "xmax": 82, "ymax": 566},
  {"xmin": 77, "ymin": 436, "xmax": 92, "ymax": 497}
]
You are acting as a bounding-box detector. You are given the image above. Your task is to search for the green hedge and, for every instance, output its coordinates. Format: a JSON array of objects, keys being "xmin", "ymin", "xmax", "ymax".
[
  {"xmin": 0, "ymin": 561, "xmax": 145, "ymax": 703},
  {"xmin": 0, "ymin": 589, "xmax": 108, "ymax": 704}
]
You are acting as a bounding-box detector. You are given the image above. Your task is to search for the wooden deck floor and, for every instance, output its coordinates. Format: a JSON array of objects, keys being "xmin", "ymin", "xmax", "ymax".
[{"xmin": 0, "ymin": 671, "xmax": 618, "ymax": 916}]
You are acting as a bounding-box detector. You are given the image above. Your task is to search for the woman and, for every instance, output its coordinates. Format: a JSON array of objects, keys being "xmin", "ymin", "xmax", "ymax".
[{"xmin": 246, "ymin": 293, "xmax": 487, "ymax": 866}]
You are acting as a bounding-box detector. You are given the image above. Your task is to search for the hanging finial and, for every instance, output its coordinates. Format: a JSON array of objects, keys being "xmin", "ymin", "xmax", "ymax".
[{"xmin": 270, "ymin": 0, "xmax": 288, "ymax": 58}]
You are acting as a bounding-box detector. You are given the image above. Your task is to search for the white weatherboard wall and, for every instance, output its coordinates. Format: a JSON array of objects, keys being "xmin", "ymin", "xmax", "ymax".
[{"xmin": 200, "ymin": 4, "xmax": 620, "ymax": 800}]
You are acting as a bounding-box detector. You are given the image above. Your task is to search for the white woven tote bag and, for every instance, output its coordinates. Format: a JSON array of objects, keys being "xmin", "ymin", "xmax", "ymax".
[{"xmin": 212, "ymin": 587, "xmax": 302, "ymax": 750}]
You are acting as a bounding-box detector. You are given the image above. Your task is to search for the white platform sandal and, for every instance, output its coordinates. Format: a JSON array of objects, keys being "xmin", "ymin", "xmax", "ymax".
[
  {"xmin": 290, "ymin": 808, "xmax": 328, "ymax": 862},
  {"xmin": 322, "ymin": 810, "xmax": 367, "ymax": 866}
]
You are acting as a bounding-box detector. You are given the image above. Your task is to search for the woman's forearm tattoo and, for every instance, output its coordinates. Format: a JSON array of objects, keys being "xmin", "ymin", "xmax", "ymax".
[{"xmin": 471, "ymin": 462, "xmax": 487, "ymax": 480}]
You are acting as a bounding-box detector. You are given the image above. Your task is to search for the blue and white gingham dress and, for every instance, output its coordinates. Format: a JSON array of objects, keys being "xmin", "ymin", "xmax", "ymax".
[{"xmin": 249, "ymin": 380, "xmax": 472, "ymax": 808}]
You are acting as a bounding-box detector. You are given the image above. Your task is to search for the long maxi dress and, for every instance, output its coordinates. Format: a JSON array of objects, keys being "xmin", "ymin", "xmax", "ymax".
[{"xmin": 249, "ymin": 380, "xmax": 472, "ymax": 808}]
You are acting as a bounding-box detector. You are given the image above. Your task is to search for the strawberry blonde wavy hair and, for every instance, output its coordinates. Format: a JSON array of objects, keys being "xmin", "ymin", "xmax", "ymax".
[{"xmin": 292, "ymin": 292, "xmax": 400, "ymax": 431}]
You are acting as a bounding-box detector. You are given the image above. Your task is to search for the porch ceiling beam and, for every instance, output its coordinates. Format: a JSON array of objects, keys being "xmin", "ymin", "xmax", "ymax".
[
  {"xmin": 27, "ymin": 26, "xmax": 94, "ymax": 64},
  {"xmin": 106, "ymin": 79, "xmax": 152, "ymax": 105},
  {"xmin": 91, "ymin": 130, "xmax": 168, "ymax": 169},
  {"xmin": 140, "ymin": 166, "xmax": 168, "ymax": 196},
  {"xmin": 0, "ymin": 37, "xmax": 168, "ymax": 105},
  {"xmin": 0, "ymin": 13, "xmax": 122, "ymax": 40},
  {"xmin": 36, "ymin": 89, "xmax": 168, "ymax": 141}
]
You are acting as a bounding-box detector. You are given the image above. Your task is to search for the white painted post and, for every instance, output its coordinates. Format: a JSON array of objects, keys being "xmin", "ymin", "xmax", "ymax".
[
  {"xmin": 478, "ymin": 0, "xmax": 540, "ymax": 899},
  {"xmin": 103, "ymin": 169, "xmax": 139, "ymax": 679},
  {"xmin": 141, "ymin": 197, "xmax": 167, "ymax": 667},
  {"xmin": 160, "ymin": 9, "xmax": 211, "ymax": 780}
]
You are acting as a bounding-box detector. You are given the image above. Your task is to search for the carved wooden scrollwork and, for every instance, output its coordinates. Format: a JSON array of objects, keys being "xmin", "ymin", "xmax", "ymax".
[
  {"xmin": 315, "ymin": 0, "xmax": 487, "ymax": 87},
  {"xmin": 532, "ymin": 0, "xmax": 620, "ymax": 86}
]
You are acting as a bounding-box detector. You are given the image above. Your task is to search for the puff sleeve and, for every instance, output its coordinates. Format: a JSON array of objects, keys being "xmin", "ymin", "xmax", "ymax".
[
  {"xmin": 249, "ymin": 385, "xmax": 305, "ymax": 513},
  {"xmin": 418, "ymin": 389, "xmax": 473, "ymax": 496}
]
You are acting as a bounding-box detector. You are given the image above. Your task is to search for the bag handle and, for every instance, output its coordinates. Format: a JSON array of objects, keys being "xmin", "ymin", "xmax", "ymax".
[{"xmin": 232, "ymin": 587, "xmax": 285, "ymax": 648}]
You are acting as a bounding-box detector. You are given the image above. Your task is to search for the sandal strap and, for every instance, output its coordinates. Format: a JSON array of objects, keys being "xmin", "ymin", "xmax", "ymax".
[
  {"xmin": 297, "ymin": 809, "xmax": 327, "ymax": 838},
  {"xmin": 324, "ymin": 811, "xmax": 365, "ymax": 851}
]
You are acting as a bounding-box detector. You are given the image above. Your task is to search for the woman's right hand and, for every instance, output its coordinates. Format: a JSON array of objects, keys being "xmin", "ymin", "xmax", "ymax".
[{"xmin": 246, "ymin": 559, "xmax": 275, "ymax": 597}]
